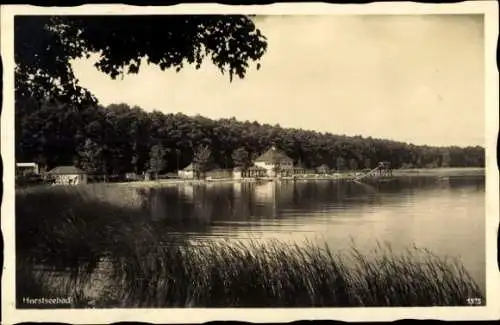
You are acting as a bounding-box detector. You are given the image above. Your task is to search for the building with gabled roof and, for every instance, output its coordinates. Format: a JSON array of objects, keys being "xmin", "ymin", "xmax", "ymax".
[
  {"xmin": 46, "ymin": 165, "xmax": 87, "ymax": 185},
  {"xmin": 254, "ymin": 146, "xmax": 294, "ymax": 177},
  {"xmin": 254, "ymin": 146, "xmax": 293, "ymax": 165},
  {"xmin": 178, "ymin": 162, "xmax": 200, "ymax": 179}
]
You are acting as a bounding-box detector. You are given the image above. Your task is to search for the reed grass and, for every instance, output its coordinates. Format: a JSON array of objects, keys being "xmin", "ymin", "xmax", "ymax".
[{"xmin": 16, "ymin": 184, "xmax": 484, "ymax": 308}]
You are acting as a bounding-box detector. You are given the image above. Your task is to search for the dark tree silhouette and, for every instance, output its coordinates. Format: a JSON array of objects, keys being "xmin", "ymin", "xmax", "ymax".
[
  {"xmin": 14, "ymin": 15, "xmax": 268, "ymax": 104},
  {"xmin": 231, "ymin": 147, "xmax": 251, "ymax": 168},
  {"xmin": 149, "ymin": 144, "xmax": 167, "ymax": 180},
  {"xmin": 193, "ymin": 145, "xmax": 212, "ymax": 178},
  {"xmin": 15, "ymin": 101, "xmax": 485, "ymax": 175},
  {"xmin": 13, "ymin": 16, "xmax": 484, "ymax": 175},
  {"xmin": 78, "ymin": 138, "xmax": 103, "ymax": 174}
]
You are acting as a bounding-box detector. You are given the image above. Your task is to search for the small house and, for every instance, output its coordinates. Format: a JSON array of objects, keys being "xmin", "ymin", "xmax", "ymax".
[
  {"xmin": 316, "ymin": 164, "xmax": 330, "ymax": 175},
  {"xmin": 16, "ymin": 162, "xmax": 40, "ymax": 176},
  {"xmin": 46, "ymin": 166, "xmax": 88, "ymax": 185},
  {"xmin": 233, "ymin": 166, "xmax": 243, "ymax": 180},
  {"xmin": 125, "ymin": 172, "xmax": 142, "ymax": 182},
  {"xmin": 378, "ymin": 161, "xmax": 391, "ymax": 168},
  {"xmin": 178, "ymin": 163, "xmax": 200, "ymax": 179}
]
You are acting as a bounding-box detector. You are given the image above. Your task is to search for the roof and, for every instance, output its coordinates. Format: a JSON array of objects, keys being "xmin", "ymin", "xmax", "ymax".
[
  {"xmin": 47, "ymin": 166, "xmax": 86, "ymax": 175},
  {"xmin": 247, "ymin": 165, "xmax": 267, "ymax": 171},
  {"xmin": 16, "ymin": 162, "xmax": 38, "ymax": 167},
  {"xmin": 233, "ymin": 165, "xmax": 266, "ymax": 171},
  {"xmin": 255, "ymin": 146, "xmax": 293, "ymax": 164},
  {"xmin": 181, "ymin": 163, "xmax": 200, "ymax": 171},
  {"xmin": 316, "ymin": 164, "xmax": 330, "ymax": 170}
]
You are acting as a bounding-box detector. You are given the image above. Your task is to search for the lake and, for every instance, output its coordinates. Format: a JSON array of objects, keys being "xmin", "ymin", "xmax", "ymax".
[{"xmin": 146, "ymin": 173, "xmax": 485, "ymax": 294}]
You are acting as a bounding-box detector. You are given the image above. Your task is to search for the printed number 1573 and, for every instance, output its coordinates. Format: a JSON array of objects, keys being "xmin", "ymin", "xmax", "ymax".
[{"xmin": 466, "ymin": 297, "xmax": 482, "ymax": 306}]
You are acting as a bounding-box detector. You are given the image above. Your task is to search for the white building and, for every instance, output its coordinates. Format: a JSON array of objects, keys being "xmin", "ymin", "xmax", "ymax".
[
  {"xmin": 254, "ymin": 146, "xmax": 294, "ymax": 177},
  {"xmin": 178, "ymin": 163, "xmax": 199, "ymax": 179},
  {"xmin": 232, "ymin": 165, "xmax": 267, "ymax": 179},
  {"xmin": 46, "ymin": 166, "xmax": 88, "ymax": 185},
  {"xmin": 16, "ymin": 162, "xmax": 40, "ymax": 176}
]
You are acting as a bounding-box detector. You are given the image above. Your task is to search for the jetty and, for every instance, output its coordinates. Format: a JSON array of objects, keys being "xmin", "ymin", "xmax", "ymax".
[{"xmin": 353, "ymin": 161, "xmax": 393, "ymax": 182}]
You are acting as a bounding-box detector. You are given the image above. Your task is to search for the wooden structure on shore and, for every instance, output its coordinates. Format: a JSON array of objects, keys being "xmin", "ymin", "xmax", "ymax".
[
  {"xmin": 353, "ymin": 161, "xmax": 393, "ymax": 181},
  {"xmin": 376, "ymin": 161, "xmax": 393, "ymax": 176}
]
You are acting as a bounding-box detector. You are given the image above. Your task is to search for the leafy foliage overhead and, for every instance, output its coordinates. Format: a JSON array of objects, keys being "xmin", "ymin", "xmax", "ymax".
[{"xmin": 15, "ymin": 15, "xmax": 268, "ymax": 104}]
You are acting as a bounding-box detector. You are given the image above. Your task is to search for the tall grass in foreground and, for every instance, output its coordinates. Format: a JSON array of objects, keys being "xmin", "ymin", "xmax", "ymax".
[
  {"xmin": 16, "ymin": 184, "xmax": 484, "ymax": 308},
  {"xmin": 18, "ymin": 240, "xmax": 484, "ymax": 308}
]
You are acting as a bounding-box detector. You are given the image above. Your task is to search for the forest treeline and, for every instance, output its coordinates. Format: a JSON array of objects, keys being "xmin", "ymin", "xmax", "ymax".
[{"xmin": 15, "ymin": 97, "xmax": 485, "ymax": 175}]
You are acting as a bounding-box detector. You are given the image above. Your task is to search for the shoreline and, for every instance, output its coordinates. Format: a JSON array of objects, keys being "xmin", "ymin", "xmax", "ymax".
[
  {"xmin": 17, "ymin": 167, "xmax": 483, "ymax": 191},
  {"xmin": 109, "ymin": 167, "xmax": 485, "ymax": 188}
]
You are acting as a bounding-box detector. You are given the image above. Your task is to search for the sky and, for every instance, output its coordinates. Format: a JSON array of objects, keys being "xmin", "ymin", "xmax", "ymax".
[{"xmin": 71, "ymin": 14, "xmax": 485, "ymax": 147}]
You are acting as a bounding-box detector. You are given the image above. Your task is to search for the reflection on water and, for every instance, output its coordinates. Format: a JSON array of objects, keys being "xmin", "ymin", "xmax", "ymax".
[{"xmin": 145, "ymin": 175, "xmax": 485, "ymax": 292}]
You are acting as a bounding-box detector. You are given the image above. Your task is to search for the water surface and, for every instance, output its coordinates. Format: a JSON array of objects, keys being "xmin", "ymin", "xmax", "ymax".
[{"xmin": 147, "ymin": 175, "xmax": 485, "ymax": 293}]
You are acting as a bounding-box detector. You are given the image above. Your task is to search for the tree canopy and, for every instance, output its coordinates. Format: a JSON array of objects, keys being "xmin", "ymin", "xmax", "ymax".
[
  {"xmin": 14, "ymin": 15, "xmax": 268, "ymax": 104},
  {"xmin": 149, "ymin": 144, "xmax": 167, "ymax": 179},
  {"xmin": 16, "ymin": 100, "xmax": 485, "ymax": 175},
  {"xmin": 14, "ymin": 15, "xmax": 484, "ymax": 176}
]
